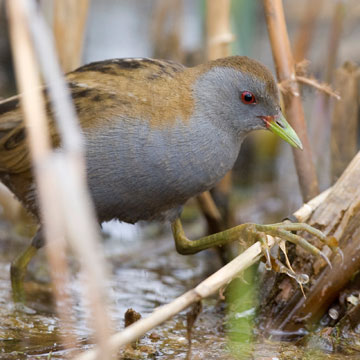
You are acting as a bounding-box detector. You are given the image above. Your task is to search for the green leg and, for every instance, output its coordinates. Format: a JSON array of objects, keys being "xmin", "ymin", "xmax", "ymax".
[
  {"xmin": 10, "ymin": 229, "xmax": 43, "ymax": 305},
  {"xmin": 171, "ymin": 218, "xmax": 332, "ymax": 266},
  {"xmin": 10, "ymin": 244, "xmax": 38, "ymax": 303},
  {"xmin": 171, "ymin": 218, "xmax": 247, "ymax": 255}
]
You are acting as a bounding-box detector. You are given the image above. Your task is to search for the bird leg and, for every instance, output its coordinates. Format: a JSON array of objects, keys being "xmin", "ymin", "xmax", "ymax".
[
  {"xmin": 10, "ymin": 229, "xmax": 43, "ymax": 305},
  {"xmin": 171, "ymin": 218, "xmax": 332, "ymax": 267}
]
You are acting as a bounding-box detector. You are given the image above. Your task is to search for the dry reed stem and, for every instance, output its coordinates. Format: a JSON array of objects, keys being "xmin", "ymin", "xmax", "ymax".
[
  {"xmin": 6, "ymin": 0, "xmax": 77, "ymax": 352},
  {"xmin": 152, "ymin": 0, "xmax": 183, "ymax": 62},
  {"xmin": 293, "ymin": 0, "xmax": 324, "ymax": 62},
  {"xmin": 263, "ymin": 0, "xmax": 319, "ymax": 202},
  {"xmin": 325, "ymin": 1, "xmax": 345, "ymax": 84},
  {"xmin": 206, "ymin": 0, "xmax": 234, "ymax": 59},
  {"xmin": 74, "ymin": 190, "xmax": 329, "ymax": 360},
  {"xmin": 7, "ymin": 0, "xmax": 112, "ymax": 358},
  {"xmin": 26, "ymin": 4, "xmax": 112, "ymax": 358},
  {"xmin": 53, "ymin": 0, "xmax": 89, "ymax": 72},
  {"xmin": 196, "ymin": 191, "xmax": 222, "ymax": 223}
]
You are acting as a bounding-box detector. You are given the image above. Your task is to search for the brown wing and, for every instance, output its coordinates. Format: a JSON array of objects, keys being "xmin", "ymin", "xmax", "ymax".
[
  {"xmin": 0, "ymin": 96, "xmax": 31, "ymax": 174},
  {"xmin": 66, "ymin": 57, "xmax": 190, "ymax": 130},
  {"xmin": 0, "ymin": 57, "xmax": 188, "ymax": 211},
  {"xmin": 0, "ymin": 57, "xmax": 187, "ymax": 171},
  {"xmin": 70, "ymin": 57, "xmax": 185, "ymax": 81},
  {"xmin": 0, "ymin": 95, "xmax": 61, "ymax": 213},
  {"xmin": 0, "ymin": 94, "xmax": 63, "ymax": 175}
]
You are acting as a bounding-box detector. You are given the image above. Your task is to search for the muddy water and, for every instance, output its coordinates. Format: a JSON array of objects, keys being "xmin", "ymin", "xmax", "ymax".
[{"xmin": 0, "ymin": 220, "xmax": 235, "ymax": 359}]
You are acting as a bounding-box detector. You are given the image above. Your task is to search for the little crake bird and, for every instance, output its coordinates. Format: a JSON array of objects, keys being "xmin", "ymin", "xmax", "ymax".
[{"xmin": 0, "ymin": 56, "xmax": 329, "ymax": 304}]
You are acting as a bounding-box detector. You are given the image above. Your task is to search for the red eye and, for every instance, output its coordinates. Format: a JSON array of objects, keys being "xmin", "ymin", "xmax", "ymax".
[{"xmin": 241, "ymin": 91, "xmax": 256, "ymax": 104}]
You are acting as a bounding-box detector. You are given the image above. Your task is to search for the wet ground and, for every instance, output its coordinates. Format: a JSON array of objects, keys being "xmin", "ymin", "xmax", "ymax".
[
  {"xmin": 1, "ymin": 192, "xmax": 360, "ymax": 359},
  {"xmin": 0, "ymin": 216, "xmax": 234, "ymax": 359}
]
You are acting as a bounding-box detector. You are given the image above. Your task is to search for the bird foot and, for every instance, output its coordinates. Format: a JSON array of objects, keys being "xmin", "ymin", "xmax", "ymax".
[
  {"xmin": 247, "ymin": 221, "xmax": 337, "ymax": 296},
  {"xmin": 250, "ymin": 222, "xmax": 333, "ymax": 263},
  {"xmin": 172, "ymin": 218, "xmax": 335, "ymax": 266},
  {"xmin": 245, "ymin": 221, "xmax": 334, "ymax": 277}
]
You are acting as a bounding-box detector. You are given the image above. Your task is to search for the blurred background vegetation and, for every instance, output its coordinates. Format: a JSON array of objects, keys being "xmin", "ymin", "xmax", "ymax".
[{"xmin": 0, "ymin": 0, "xmax": 359, "ymax": 359}]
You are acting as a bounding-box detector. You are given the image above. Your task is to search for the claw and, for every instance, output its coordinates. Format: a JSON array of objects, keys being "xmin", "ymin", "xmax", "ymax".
[
  {"xmin": 253, "ymin": 222, "xmax": 335, "ymax": 269},
  {"xmin": 296, "ymin": 273, "xmax": 309, "ymax": 285},
  {"xmin": 335, "ymin": 248, "xmax": 344, "ymax": 264},
  {"xmin": 278, "ymin": 241, "xmax": 309, "ymax": 285},
  {"xmin": 258, "ymin": 233, "xmax": 272, "ymax": 270},
  {"xmin": 320, "ymin": 251, "xmax": 332, "ymax": 269},
  {"xmin": 274, "ymin": 257, "xmax": 309, "ymax": 285},
  {"xmin": 264, "ymin": 250, "xmax": 272, "ymax": 271}
]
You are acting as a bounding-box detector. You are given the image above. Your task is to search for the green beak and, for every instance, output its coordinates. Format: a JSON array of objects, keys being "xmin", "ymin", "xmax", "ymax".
[{"xmin": 264, "ymin": 113, "xmax": 303, "ymax": 150}]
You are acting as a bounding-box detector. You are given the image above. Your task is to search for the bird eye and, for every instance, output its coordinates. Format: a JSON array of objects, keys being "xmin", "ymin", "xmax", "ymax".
[{"xmin": 241, "ymin": 91, "xmax": 256, "ymax": 104}]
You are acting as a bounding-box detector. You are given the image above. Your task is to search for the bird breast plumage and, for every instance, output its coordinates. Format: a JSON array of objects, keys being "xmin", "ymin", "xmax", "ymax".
[{"xmin": 84, "ymin": 114, "xmax": 241, "ymax": 223}]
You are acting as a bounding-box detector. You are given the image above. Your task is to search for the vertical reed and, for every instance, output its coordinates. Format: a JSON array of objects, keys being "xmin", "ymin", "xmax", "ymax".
[
  {"xmin": 263, "ymin": 0, "xmax": 319, "ymax": 202},
  {"xmin": 7, "ymin": 0, "xmax": 112, "ymax": 358},
  {"xmin": 53, "ymin": 0, "xmax": 89, "ymax": 72}
]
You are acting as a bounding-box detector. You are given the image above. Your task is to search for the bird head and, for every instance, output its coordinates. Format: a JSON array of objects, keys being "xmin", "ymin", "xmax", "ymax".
[{"xmin": 193, "ymin": 56, "xmax": 303, "ymax": 150}]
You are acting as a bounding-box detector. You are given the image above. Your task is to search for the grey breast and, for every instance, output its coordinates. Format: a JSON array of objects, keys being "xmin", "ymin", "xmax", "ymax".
[{"xmin": 83, "ymin": 115, "xmax": 241, "ymax": 224}]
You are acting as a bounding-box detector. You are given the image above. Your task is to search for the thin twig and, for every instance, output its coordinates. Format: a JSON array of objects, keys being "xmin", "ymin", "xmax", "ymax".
[
  {"xmin": 279, "ymin": 58, "xmax": 341, "ymax": 99},
  {"xmin": 278, "ymin": 74, "xmax": 341, "ymax": 100},
  {"xmin": 296, "ymin": 76, "xmax": 340, "ymax": 100}
]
